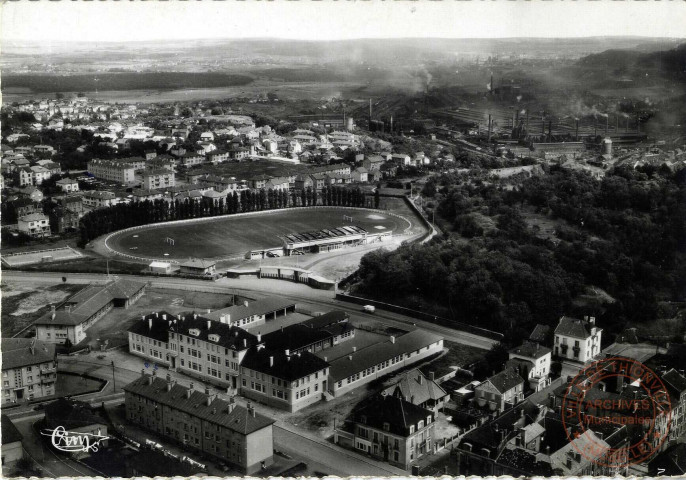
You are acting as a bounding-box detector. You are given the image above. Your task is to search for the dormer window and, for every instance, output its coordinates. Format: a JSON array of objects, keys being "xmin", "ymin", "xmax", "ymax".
[
  {"xmin": 360, "ymin": 415, "xmax": 367, "ymax": 424},
  {"xmin": 418, "ymin": 420, "xmax": 424, "ymax": 429},
  {"xmin": 427, "ymin": 415, "xmax": 432, "ymax": 425},
  {"xmin": 409, "ymin": 425, "xmax": 415, "ymax": 434},
  {"xmin": 208, "ymin": 334, "xmax": 220, "ymax": 342},
  {"xmin": 189, "ymin": 328, "xmax": 200, "ymax": 337}
]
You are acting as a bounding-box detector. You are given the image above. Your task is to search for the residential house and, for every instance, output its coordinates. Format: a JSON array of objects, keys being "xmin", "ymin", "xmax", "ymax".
[
  {"xmin": 474, "ymin": 368, "xmax": 524, "ymax": 413},
  {"xmin": 18, "ymin": 186, "xmax": 44, "ymax": 203},
  {"xmin": 82, "ymin": 190, "xmax": 117, "ymax": 209},
  {"xmin": 381, "ymin": 369, "xmax": 449, "ymax": 413},
  {"xmin": 207, "ymin": 150, "xmax": 230, "ymax": 164},
  {"xmin": 30, "ymin": 165, "xmax": 52, "ymax": 185},
  {"xmin": 507, "ymin": 341, "xmax": 552, "ymax": 391},
  {"xmin": 18, "ymin": 213, "xmax": 51, "ymax": 238},
  {"xmin": 56, "ymin": 177, "xmax": 79, "ymax": 193},
  {"xmin": 263, "ymin": 176, "xmax": 289, "ymax": 191},
  {"xmin": 10, "ymin": 198, "xmax": 39, "ymax": 218},
  {"xmin": 1, "ymin": 339, "xmax": 56, "ymax": 405},
  {"xmin": 123, "ymin": 373, "xmax": 275, "ymax": 474},
  {"xmin": 363, "ymin": 155, "xmax": 385, "ymax": 172},
  {"xmin": 294, "ymin": 174, "xmax": 313, "ymax": 191},
  {"xmin": 391, "ymin": 154, "xmax": 411, "ymax": 166},
  {"xmin": 132, "ymin": 189, "xmax": 164, "ymax": 203},
  {"xmin": 553, "ymin": 316, "xmax": 602, "ymax": 363},
  {"xmin": 18, "ymin": 167, "xmax": 33, "ymax": 187},
  {"xmin": 352, "ymin": 167, "xmax": 368, "ymax": 183},
  {"xmin": 336, "ymin": 395, "xmax": 435, "ymax": 470},
  {"xmin": 309, "ymin": 173, "xmax": 326, "ymax": 191},
  {"xmin": 179, "ymin": 152, "xmax": 206, "ymax": 167},
  {"xmin": 142, "ymin": 169, "xmax": 175, "ymax": 190}
]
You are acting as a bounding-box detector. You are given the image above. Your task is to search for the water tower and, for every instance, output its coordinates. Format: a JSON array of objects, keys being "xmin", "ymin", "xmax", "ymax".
[{"xmin": 601, "ymin": 137, "xmax": 612, "ymax": 157}]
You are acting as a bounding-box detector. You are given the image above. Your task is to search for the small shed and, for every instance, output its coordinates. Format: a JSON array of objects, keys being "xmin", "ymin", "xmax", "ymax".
[{"xmin": 148, "ymin": 261, "xmax": 172, "ymax": 275}]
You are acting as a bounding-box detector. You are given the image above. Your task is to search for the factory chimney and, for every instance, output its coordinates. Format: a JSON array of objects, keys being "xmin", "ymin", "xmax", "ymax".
[
  {"xmin": 369, "ymin": 98, "xmax": 372, "ymax": 127},
  {"xmin": 487, "ymin": 114, "xmax": 492, "ymax": 144}
]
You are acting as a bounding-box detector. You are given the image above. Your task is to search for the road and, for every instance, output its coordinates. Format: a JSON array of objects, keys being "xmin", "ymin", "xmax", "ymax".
[
  {"xmin": 2, "ymin": 271, "xmax": 497, "ymax": 349},
  {"xmin": 273, "ymin": 425, "xmax": 406, "ymax": 476}
]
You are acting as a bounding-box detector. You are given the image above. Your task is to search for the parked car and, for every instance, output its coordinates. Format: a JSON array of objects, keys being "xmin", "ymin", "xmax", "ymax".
[{"xmin": 363, "ymin": 305, "xmax": 376, "ymax": 313}]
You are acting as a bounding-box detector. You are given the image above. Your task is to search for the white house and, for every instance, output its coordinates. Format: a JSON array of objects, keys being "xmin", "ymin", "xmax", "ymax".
[
  {"xmin": 553, "ymin": 316, "xmax": 602, "ymax": 363},
  {"xmin": 56, "ymin": 177, "xmax": 79, "ymax": 193},
  {"xmin": 18, "ymin": 213, "xmax": 51, "ymax": 238},
  {"xmin": 507, "ymin": 341, "xmax": 552, "ymax": 392}
]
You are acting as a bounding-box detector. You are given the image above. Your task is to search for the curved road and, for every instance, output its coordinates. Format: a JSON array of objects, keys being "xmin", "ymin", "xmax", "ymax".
[{"xmin": 2, "ymin": 271, "xmax": 497, "ymax": 350}]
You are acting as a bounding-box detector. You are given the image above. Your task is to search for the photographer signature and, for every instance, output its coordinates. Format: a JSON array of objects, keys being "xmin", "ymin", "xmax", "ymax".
[{"xmin": 41, "ymin": 426, "xmax": 109, "ymax": 453}]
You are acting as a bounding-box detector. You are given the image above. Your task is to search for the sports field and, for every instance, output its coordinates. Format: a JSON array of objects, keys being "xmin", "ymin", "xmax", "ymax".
[{"xmin": 107, "ymin": 207, "xmax": 415, "ymax": 261}]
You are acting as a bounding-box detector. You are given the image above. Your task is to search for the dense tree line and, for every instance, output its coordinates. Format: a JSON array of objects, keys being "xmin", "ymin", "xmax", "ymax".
[
  {"xmin": 355, "ymin": 165, "xmax": 686, "ymax": 347},
  {"xmin": 78, "ymin": 186, "xmax": 368, "ymax": 246}
]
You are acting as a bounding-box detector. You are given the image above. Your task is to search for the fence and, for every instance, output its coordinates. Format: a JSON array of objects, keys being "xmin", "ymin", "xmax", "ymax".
[{"xmin": 335, "ymin": 293, "xmax": 503, "ymax": 341}]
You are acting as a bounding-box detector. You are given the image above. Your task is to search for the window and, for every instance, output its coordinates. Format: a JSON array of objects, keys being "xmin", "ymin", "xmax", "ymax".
[
  {"xmin": 383, "ymin": 422, "xmax": 390, "ymax": 432},
  {"xmin": 409, "ymin": 425, "xmax": 415, "ymax": 434},
  {"xmin": 394, "ymin": 451, "xmax": 399, "ymax": 461}
]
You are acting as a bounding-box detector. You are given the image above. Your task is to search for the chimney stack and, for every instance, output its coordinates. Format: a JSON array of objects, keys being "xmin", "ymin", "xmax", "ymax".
[
  {"xmin": 257, "ymin": 333, "xmax": 261, "ymax": 342},
  {"xmin": 162, "ymin": 314, "xmax": 167, "ymax": 320},
  {"xmin": 390, "ymin": 336, "xmax": 396, "ymax": 344},
  {"xmin": 418, "ymin": 375, "xmax": 423, "ymax": 385},
  {"xmin": 207, "ymin": 320, "xmax": 211, "ymax": 330},
  {"xmin": 148, "ymin": 375, "xmax": 154, "ymax": 385},
  {"xmin": 353, "ymin": 346, "xmax": 357, "ymax": 353},
  {"xmin": 269, "ymin": 356, "xmax": 274, "ymax": 367},
  {"xmin": 487, "ymin": 114, "xmax": 492, "ymax": 144},
  {"xmin": 243, "ymin": 338, "xmax": 247, "ymax": 348},
  {"xmin": 190, "ymin": 382, "xmax": 194, "ymax": 390},
  {"xmin": 186, "ymin": 388, "xmax": 192, "ymax": 399},
  {"xmin": 141, "ymin": 369, "xmax": 145, "ymax": 377},
  {"xmin": 430, "ymin": 372, "xmax": 435, "ymax": 381},
  {"xmin": 193, "ymin": 313, "xmax": 197, "ymax": 319},
  {"xmin": 244, "ymin": 300, "xmax": 249, "ymax": 307},
  {"xmin": 166, "ymin": 374, "xmax": 172, "ymax": 391},
  {"xmin": 148, "ymin": 318, "xmax": 153, "ymax": 330}
]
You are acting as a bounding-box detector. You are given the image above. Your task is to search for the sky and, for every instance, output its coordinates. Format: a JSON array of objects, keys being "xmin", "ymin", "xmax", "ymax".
[{"xmin": 1, "ymin": 1, "xmax": 686, "ymax": 43}]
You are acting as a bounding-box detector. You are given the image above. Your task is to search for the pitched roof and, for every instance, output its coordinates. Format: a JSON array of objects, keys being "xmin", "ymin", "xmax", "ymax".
[
  {"xmin": 554, "ymin": 316, "xmax": 598, "ymax": 339},
  {"xmin": 238, "ymin": 347, "xmax": 329, "ymax": 382},
  {"xmin": 354, "ymin": 395, "xmax": 433, "ymax": 437},
  {"xmin": 180, "ymin": 259, "xmax": 216, "ymax": 269},
  {"xmin": 19, "ymin": 213, "xmax": 48, "ymax": 222},
  {"xmin": 529, "ymin": 324, "xmax": 551, "ymax": 344},
  {"xmin": 326, "ymin": 329, "xmax": 443, "ymax": 382},
  {"xmin": 1, "ymin": 415, "xmax": 23, "ymax": 445},
  {"xmin": 1, "ymin": 338, "xmax": 55, "ymax": 371},
  {"xmin": 35, "ymin": 279, "xmax": 145, "ymax": 326},
  {"xmin": 382, "ymin": 368, "xmax": 447, "ymax": 405},
  {"xmin": 261, "ymin": 324, "xmax": 333, "ymax": 352},
  {"xmin": 204, "ymin": 296, "xmax": 295, "ymax": 324},
  {"xmin": 480, "ymin": 368, "xmax": 524, "ymax": 394},
  {"xmin": 130, "ymin": 311, "xmax": 257, "ymax": 351},
  {"xmin": 509, "ymin": 341, "xmax": 551, "ymax": 360},
  {"xmin": 123, "ymin": 375, "xmax": 274, "ymax": 435},
  {"xmin": 662, "ymin": 369, "xmax": 686, "ymax": 395}
]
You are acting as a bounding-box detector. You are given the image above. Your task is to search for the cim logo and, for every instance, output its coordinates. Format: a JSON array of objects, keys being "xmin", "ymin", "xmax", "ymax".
[{"xmin": 41, "ymin": 426, "xmax": 109, "ymax": 453}]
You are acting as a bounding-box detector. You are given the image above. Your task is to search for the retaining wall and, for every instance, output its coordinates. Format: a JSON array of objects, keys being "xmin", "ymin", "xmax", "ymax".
[{"xmin": 335, "ymin": 293, "xmax": 503, "ymax": 341}]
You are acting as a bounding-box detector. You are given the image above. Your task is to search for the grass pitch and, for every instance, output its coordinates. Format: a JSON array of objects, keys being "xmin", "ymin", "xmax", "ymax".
[{"xmin": 108, "ymin": 207, "xmax": 412, "ymax": 261}]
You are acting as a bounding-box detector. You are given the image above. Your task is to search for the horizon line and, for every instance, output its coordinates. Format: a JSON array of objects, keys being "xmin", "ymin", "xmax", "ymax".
[{"xmin": 3, "ymin": 35, "xmax": 686, "ymax": 44}]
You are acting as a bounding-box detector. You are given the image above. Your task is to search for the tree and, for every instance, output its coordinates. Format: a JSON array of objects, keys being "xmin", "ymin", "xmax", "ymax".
[{"xmin": 374, "ymin": 187, "xmax": 381, "ymax": 209}]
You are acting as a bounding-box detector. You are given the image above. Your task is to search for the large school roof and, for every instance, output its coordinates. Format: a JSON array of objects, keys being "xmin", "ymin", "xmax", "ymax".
[{"xmin": 325, "ymin": 329, "xmax": 443, "ymax": 382}]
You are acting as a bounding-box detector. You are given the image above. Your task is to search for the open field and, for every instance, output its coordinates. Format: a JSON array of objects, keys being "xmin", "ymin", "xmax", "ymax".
[
  {"xmin": 107, "ymin": 207, "xmax": 413, "ymax": 261},
  {"xmin": 55, "ymin": 372, "xmax": 106, "ymax": 397},
  {"xmin": 0, "ymin": 283, "xmax": 84, "ymax": 337}
]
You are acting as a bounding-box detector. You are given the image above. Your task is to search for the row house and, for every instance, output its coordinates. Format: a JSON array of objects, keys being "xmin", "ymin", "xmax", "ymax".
[
  {"xmin": 82, "ymin": 190, "xmax": 118, "ymax": 209},
  {"xmin": 1, "ymin": 339, "xmax": 57, "ymax": 405},
  {"xmin": 142, "ymin": 169, "xmax": 176, "ymax": 190},
  {"xmin": 123, "ymin": 373, "xmax": 275, "ymax": 474},
  {"xmin": 207, "ymin": 150, "xmax": 231, "ymax": 164}
]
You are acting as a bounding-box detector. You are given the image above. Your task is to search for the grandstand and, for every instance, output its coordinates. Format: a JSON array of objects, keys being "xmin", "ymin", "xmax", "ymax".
[
  {"xmin": 281, "ymin": 225, "xmax": 391, "ymax": 256},
  {"xmin": 1, "ymin": 246, "xmax": 84, "ymax": 267}
]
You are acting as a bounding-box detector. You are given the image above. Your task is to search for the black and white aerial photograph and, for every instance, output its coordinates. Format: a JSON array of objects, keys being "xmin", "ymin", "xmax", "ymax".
[{"xmin": 0, "ymin": 1, "xmax": 685, "ymax": 478}]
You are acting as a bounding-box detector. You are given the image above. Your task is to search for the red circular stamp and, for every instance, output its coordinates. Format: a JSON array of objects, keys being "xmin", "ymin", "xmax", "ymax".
[{"xmin": 561, "ymin": 356, "xmax": 672, "ymax": 468}]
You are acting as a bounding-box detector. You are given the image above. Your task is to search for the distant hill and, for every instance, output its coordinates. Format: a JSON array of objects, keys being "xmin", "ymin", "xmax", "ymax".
[{"xmin": 577, "ymin": 43, "xmax": 686, "ymax": 81}]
